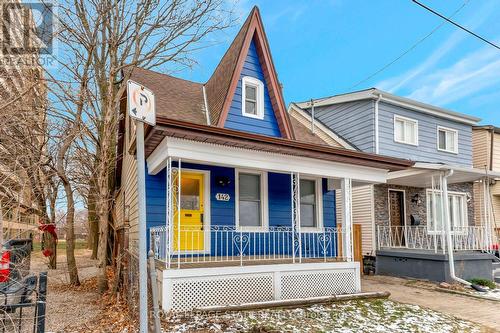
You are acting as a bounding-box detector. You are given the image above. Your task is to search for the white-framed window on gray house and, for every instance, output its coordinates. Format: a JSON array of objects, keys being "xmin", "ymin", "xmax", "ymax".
[
  {"xmin": 426, "ymin": 189, "xmax": 467, "ymax": 234},
  {"xmin": 437, "ymin": 126, "xmax": 458, "ymax": 154},
  {"xmin": 241, "ymin": 76, "xmax": 264, "ymax": 119},
  {"xmin": 236, "ymin": 170, "xmax": 268, "ymax": 230},
  {"xmin": 394, "ymin": 115, "xmax": 418, "ymax": 146},
  {"xmin": 299, "ymin": 178, "xmax": 323, "ymax": 231}
]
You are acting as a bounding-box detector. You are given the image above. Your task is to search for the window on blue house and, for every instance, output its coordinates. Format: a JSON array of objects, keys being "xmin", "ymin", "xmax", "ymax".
[
  {"xmin": 238, "ymin": 172, "xmax": 262, "ymax": 228},
  {"xmin": 242, "ymin": 76, "xmax": 264, "ymax": 119},
  {"xmin": 300, "ymin": 178, "xmax": 322, "ymax": 229},
  {"xmin": 394, "ymin": 115, "xmax": 418, "ymax": 146},
  {"xmin": 437, "ymin": 126, "xmax": 458, "ymax": 154}
]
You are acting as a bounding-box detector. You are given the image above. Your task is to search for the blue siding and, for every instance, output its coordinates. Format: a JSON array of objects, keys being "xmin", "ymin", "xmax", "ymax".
[
  {"xmin": 268, "ymin": 172, "xmax": 292, "ymax": 227},
  {"xmin": 323, "ymin": 179, "xmax": 336, "ymax": 227},
  {"xmin": 224, "ymin": 39, "xmax": 282, "ymax": 137},
  {"xmin": 145, "ymin": 164, "xmax": 166, "ymax": 246},
  {"xmin": 309, "ymin": 100, "xmax": 375, "ymax": 152},
  {"xmin": 310, "ymin": 99, "xmax": 473, "ymax": 166},
  {"xmin": 377, "ymin": 102, "xmax": 472, "ymax": 167},
  {"xmin": 146, "ymin": 162, "xmax": 338, "ymax": 256}
]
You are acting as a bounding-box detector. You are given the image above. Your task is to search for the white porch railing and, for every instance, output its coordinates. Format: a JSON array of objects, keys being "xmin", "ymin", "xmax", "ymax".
[
  {"xmin": 376, "ymin": 225, "xmax": 494, "ymax": 253},
  {"xmin": 150, "ymin": 225, "xmax": 346, "ymax": 269}
]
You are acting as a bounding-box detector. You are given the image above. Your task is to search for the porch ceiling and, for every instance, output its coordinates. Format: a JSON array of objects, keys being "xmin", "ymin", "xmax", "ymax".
[{"xmin": 387, "ymin": 162, "xmax": 500, "ymax": 187}]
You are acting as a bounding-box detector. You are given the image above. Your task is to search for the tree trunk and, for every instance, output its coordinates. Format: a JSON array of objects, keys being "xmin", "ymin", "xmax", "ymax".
[
  {"xmin": 63, "ymin": 181, "xmax": 80, "ymax": 285},
  {"xmin": 96, "ymin": 133, "xmax": 111, "ymax": 293},
  {"xmin": 87, "ymin": 184, "xmax": 99, "ymax": 259}
]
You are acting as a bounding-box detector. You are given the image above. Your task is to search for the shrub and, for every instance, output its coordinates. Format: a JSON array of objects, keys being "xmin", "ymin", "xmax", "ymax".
[{"xmin": 468, "ymin": 278, "xmax": 496, "ymax": 290}]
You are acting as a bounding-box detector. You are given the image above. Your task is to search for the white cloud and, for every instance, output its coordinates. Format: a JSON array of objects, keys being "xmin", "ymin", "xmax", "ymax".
[
  {"xmin": 406, "ymin": 46, "xmax": 500, "ymax": 105},
  {"xmin": 376, "ymin": 0, "xmax": 497, "ymax": 93}
]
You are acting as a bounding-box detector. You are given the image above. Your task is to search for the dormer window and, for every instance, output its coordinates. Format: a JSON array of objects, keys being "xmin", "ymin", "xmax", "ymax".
[{"xmin": 242, "ymin": 76, "xmax": 264, "ymax": 119}]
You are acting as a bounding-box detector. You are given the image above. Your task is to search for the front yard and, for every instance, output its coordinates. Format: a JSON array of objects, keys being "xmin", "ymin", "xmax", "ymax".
[
  {"xmin": 165, "ymin": 299, "xmax": 481, "ymax": 333},
  {"xmin": 28, "ymin": 250, "xmax": 495, "ymax": 332}
]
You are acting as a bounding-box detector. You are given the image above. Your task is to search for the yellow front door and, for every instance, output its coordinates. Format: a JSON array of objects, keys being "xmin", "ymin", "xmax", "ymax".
[{"xmin": 173, "ymin": 172, "xmax": 205, "ymax": 252}]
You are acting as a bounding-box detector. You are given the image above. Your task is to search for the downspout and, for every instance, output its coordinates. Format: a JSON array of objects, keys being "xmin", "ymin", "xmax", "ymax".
[
  {"xmin": 442, "ymin": 169, "xmax": 471, "ymax": 286},
  {"xmin": 489, "ymin": 127, "xmax": 494, "ymax": 171},
  {"xmin": 374, "ymin": 94, "xmax": 381, "ymax": 154},
  {"xmin": 310, "ymin": 99, "xmax": 315, "ymax": 134}
]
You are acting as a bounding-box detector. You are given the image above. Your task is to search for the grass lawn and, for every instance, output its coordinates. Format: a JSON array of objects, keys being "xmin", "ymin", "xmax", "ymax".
[
  {"xmin": 32, "ymin": 240, "xmax": 88, "ymax": 251},
  {"xmin": 165, "ymin": 299, "xmax": 481, "ymax": 333}
]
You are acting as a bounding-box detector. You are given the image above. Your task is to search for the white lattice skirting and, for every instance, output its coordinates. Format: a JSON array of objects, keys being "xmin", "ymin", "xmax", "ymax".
[{"xmin": 161, "ymin": 262, "xmax": 361, "ymax": 311}]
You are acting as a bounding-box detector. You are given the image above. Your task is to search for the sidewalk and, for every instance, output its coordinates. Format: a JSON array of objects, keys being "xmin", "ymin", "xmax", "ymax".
[{"xmin": 363, "ymin": 275, "xmax": 500, "ymax": 332}]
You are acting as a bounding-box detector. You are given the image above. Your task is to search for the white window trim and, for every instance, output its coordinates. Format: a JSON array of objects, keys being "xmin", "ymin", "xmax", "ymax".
[
  {"xmin": 299, "ymin": 177, "xmax": 324, "ymax": 233},
  {"xmin": 241, "ymin": 76, "xmax": 264, "ymax": 120},
  {"xmin": 426, "ymin": 189, "xmax": 468, "ymax": 235},
  {"xmin": 437, "ymin": 126, "xmax": 459, "ymax": 154},
  {"xmin": 393, "ymin": 115, "xmax": 419, "ymax": 146},
  {"xmin": 235, "ymin": 169, "xmax": 268, "ymax": 231}
]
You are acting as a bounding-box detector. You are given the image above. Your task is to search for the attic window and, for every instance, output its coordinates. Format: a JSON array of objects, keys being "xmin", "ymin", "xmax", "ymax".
[{"xmin": 242, "ymin": 76, "xmax": 264, "ymax": 119}]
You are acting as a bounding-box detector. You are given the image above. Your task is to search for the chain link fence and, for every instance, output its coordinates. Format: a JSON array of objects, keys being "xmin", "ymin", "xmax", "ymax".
[{"xmin": 121, "ymin": 248, "xmax": 159, "ymax": 329}]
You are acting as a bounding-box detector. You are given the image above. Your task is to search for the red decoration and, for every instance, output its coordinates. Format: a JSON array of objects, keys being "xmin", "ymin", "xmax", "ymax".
[
  {"xmin": 38, "ymin": 224, "xmax": 58, "ymax": 241},
  {"xmin": 42, "ymin": 249, "xmax": 53, "ymax": 257}
]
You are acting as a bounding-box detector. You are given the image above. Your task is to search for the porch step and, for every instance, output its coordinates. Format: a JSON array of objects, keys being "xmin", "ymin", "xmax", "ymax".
[{"xmin": 492, "ymin": 262, "xmax": 500, "ymax": 270}]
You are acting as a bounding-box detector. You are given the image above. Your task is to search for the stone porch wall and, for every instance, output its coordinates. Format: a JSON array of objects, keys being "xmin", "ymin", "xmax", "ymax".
[{"xmin": 374, "ymin": 182, "xmax": 475, "ymax": 227}]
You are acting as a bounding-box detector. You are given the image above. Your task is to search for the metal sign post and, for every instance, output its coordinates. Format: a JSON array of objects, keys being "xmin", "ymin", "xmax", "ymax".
[{"xmin": 127, "ymin": 80, "xmax": 155, "ymax": 333}]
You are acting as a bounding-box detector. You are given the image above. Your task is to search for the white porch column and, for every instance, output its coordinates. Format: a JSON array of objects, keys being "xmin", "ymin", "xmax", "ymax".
[
  {"xmin": 341, "ymin": 178, "xmax": 353, "ymax": 262},
  {"xmin": 290, "ymin": 172, "xmax": 302, "ymax": 263},
  {"xmin": 482, "ymin": 177, "xmax": 493, "ymax": 251}
]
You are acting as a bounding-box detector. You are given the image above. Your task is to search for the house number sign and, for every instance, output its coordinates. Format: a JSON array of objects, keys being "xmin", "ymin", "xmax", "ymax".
[{"xmin": 216, "ymin": 193, "xmax": 230, "ymax": 201}]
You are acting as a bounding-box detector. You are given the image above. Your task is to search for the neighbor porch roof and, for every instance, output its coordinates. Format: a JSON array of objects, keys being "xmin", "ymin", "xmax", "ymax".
[{"xmin": 387, "ymin": 162, "xmax": 500, "ymax": 187}]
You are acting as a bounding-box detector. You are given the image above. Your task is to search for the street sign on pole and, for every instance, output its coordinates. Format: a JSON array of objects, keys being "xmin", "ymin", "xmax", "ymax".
[
  {"xmin": 127, "ymin": 80, "xmax": 155, "ymax": 333},
  {"xmin": 128, "ymin": 80, "xmax": 156, "ymax": 126}
]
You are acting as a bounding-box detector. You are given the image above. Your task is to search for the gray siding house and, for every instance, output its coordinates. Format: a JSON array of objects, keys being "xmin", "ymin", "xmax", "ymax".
[{"xmin": 291, "ymin": 88, "xmax": 499, "ymax": 283}]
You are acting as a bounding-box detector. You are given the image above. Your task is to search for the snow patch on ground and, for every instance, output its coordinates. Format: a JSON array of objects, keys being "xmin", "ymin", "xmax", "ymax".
[
  {"xmin": 164, "ymin": 299, "xmax": 480, "ymax": 333},
  {"xmin": 473, "ymin": 289, "xmax": 500, "ymax": 300}
]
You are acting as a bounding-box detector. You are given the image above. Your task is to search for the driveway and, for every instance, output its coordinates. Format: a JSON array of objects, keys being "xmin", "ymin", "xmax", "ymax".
[{"xmin": 363, "ymin": 275, "xmax": 500, "ymax": 332}]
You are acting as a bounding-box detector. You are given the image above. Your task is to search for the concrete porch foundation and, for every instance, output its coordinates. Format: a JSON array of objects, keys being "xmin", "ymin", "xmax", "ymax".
[{"xmin": 376, "ymin": 249, "xmax": 494, "ymax": 282}]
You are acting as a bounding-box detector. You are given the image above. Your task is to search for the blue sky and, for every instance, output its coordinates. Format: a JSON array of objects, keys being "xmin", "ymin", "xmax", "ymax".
[{"xmin": 177, "ymin": 0, "xmax": 500, "ymax": 125}]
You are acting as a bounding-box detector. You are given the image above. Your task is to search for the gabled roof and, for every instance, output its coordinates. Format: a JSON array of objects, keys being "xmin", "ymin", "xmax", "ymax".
[
  {"xmin": 204, "ymin": 9, "xmax": 253, "ymax": 127},
  {"xmin": 288, "ymin": 103, "xmax": 357, "ymax": 150},
  {"xmin": 296, "ymin": 88, "xmax": 481, "ymax": 126},
  {"xmin": 206, "ymin": 6, "xmax": 294, "ymax": 139}
]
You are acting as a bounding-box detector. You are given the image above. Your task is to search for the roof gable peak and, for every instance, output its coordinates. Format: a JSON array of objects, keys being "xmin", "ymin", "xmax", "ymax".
[{"xmin": 204, "ymin": 6, "xmax": 294, "ymax": 139}]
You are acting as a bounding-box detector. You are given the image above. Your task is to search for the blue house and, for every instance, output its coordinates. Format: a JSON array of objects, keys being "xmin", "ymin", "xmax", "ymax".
[
  {"xmin": 114, "ymin": 8, "xmax": 411, "ymax": 311},
  {"xmin": 292, "ymin": 88, "xmax": 500, "ymax": 283}
]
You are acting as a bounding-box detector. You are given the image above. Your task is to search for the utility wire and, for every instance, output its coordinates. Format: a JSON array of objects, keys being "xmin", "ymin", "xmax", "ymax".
[
  {"xmin": 412, "ymin": 0, "xmax": 500, "ymax": 50},
  {"xmin": 349, "ymin": 0, "xmax": 469, "ymax": 89}
]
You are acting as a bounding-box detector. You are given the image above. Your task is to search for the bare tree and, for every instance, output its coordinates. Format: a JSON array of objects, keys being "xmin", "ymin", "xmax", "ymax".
[{"xmin": 53, "ymin": 0, "xmax": 235, "ymax": 292}]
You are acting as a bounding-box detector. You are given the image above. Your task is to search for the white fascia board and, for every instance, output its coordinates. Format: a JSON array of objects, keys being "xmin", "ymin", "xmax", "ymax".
[
  {"xmin": 162, "ymin": 261, "xmax": 359, "ymax": 278},
  {"xmin": 288, "ymin": 104, "xmax": 356, "ymax": 150},
  {"xmin": 391, "ymin": 163, "xmax": 500, "ymax": 182},
  {"xmin": 295, "ymin": 90, "xmax": 373, "ymax": 109},
  {"xmin": 296, "ymin": 89, "xmax": 480, "ymax": 126},
  {"xmin": 147, "ymin": 136, "xmax": 389, "ymax": 184}
]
